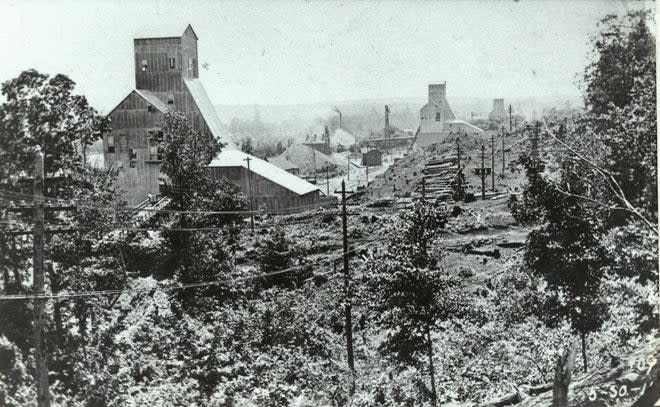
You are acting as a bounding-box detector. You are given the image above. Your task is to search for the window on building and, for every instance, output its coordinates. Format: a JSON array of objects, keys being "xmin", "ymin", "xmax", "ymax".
[
  {"xmin": 149, "ymin": 145, "xmax": 163, "ymax": 161},
  {"xmin": 147, "ymin": 130, "xmax": 164, "ymax": 161},
  {"xmin": 188, "ymin": 58, "xmax": 193, "ymax": 70},
  {"xmin": 147, "ymin": 105, "xmax": 155, "ymax": 112},
  {"xmin": 129, "ymin": 148, "xmax": 137, "ymax": 160},
  {"xmin": 107, "ymin": 135, "xmax": 115, "ymax": 153},
  {"xmin": 435, "ymin": 112, "xmax": 442, "ymax": 121},
  {"xmin": 167, "ymin": 93, "xmax": 174, "ymax": 105},
  {"xmin": 169, "ymin": 57, "xmax": 176, "ymax": 69},
  {"xmin": 141, "ymin": 59, "xmax": 148, "ymax": 71},
  {"xmin": 129, "ymin": 160, "xmax": 136, "ymax": 168}
]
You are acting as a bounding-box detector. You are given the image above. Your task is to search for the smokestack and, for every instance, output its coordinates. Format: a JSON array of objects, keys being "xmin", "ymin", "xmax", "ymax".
[
  {"xmin": 334, "ymin": 107, "xmax": 342, "ymax": 129},
  {"xmin": 384, "ymin": 105, "xmax": 390, "ymax": 139}
]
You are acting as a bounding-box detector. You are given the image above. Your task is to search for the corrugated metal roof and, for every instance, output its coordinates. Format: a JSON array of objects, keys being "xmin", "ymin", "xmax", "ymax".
[
  {"xmin": 209, "ymin": 150, "xmax": 319, "ymax": 196},
  {"xmin": 135, "ymin": 89, "xmax": 169, "ymax": 112},
  {"xmin": 184, "ymin": 78, "xmax": 235, "ymax": 149}
]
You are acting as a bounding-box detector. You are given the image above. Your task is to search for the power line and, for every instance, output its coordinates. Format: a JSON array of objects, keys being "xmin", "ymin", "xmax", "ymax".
[{"xmin": 0, "ymin": 237, "xmax": 387, "ymax": 301}]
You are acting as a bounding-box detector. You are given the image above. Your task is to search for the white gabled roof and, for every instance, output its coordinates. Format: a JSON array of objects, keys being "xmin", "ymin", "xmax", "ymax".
[
  {"xmin": 209, "ymin": 150, "xmax": 319, "ymax": 196},
  {"xmin": 184, "ymin": 78, "xmax": 235, "ymax": 148}
]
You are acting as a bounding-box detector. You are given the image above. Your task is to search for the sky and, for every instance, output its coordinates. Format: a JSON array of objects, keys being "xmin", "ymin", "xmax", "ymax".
[{"xmin": 0, "ymin": 0, "xmax": 653, "ymax": 112}]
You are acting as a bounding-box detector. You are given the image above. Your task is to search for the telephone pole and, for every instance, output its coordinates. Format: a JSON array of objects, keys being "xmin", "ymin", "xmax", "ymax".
[
  {"xmin": 508, "ymin": 104, "xmax": 512, "ymax": 131},
  {"xmin": 365, "ymin": 165, "xmax": 369, "ymax": 186},
  {"xmin": 491, "ymin": 133, "xmax": 495, "ymax": 191},
  {"xmin": 347, "ymin": 157, "xmax": 350, "ymax": 181},
  {"xmin": 335, "ymin": 180, "xmax": 355, "ymax": 394},
  {"xmin": 480, "ymin": 144, "xmax": 486, "ymax": 200},
  {"xmin": 1, "ymin": 162, "xmax": 79, "ymax": 407},
  {"xmin": 243, "ymin": 156, "xmax": 254, "ymax": 233},
  {"xmin": 33, "ymin": 151, "xmax": 50, "ymax": 407},
  {"xmin": 501, "ymin": 132, "xmax": 506, "ymax": 175},
  {"xmin": 326, "ymin": 167, "xmax": 330, "ymax": 196},
  {"xmin": 456, "ymin": 139, "xmax": 461, "ymax": 171}
]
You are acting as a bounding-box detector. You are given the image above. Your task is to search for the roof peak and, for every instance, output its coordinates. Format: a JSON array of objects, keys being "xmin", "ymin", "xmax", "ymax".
[{"xmin": 133, "ymin": 23, "xmax": 197, "ymax": 40}]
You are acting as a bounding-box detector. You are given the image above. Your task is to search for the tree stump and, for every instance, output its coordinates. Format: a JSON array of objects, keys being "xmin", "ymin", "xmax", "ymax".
[{"xmin": 553, "ymin": 342, "xmax": 578, "ymax": 407}]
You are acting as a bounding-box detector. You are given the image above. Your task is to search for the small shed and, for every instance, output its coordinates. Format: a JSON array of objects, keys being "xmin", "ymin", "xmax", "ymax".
[{"xmin": 362, "ymin": 149, "xmax": 383, "ymax": 167}]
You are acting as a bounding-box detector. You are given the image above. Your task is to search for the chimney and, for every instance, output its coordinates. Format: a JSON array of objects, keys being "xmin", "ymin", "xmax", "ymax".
[
  {"xmin": 384, "ymin": 105, "xmax": 390, "ymax": 139},
  {"xmin": 334, "ymin": 107, "xmax": 342, "ymax": 129}
]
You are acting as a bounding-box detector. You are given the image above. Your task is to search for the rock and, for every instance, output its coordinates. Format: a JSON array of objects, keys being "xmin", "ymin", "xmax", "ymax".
[{"xmin": 617, "ymin": 372, "xmax": 640, "ymax": 384}]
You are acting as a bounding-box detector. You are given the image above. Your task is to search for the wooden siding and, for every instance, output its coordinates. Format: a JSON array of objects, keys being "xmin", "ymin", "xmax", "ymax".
[
  {"xmin": 104, "ymin": 91, "xmax": 163, "ymax": 204},
  {"xmin": 207, "ymin": 166, "xmax": 322, "ymax": 211},
  {"xmin": 103, "ymin": 27, "xmax": 215, "ymax": 205},
  {"xmin": 362, "ymin": 150, "xmax": 383, "ymax": 167}
]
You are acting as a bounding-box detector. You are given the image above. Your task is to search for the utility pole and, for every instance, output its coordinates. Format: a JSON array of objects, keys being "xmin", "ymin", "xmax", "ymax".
[
  {"xmin": 508, "ymin": 104, "xmax": 512, "ymax": 131},
  {"xmin": 312, "ymin": 149, "xmax": 317, "ymax": 183},
  {"xmin": 365, "ymin": 165, "xmax": 369, "ymax": 186},
  {"xmin": 456, "ymin": 139, "xmax": 461, "ymax": 171},
  {"xmin": 33, "ymin": 151, "xmax": 50, "ymax": 407},
  {"xmin": 347, "ymin": 157, "xmax": 350, "ymax": 181},
  {"xmin": 491, "ymin": 133, "xmax": 495, "ymax": 191},
  {"xmin": 326, "ymin": 167, "xmax": 330, "ymax": 196},
  {"xmin": 243, "ymin": 156, "xmax": 254, "ymax": 233},
  {"xmin": 480, "ymin": 144, "xmax": 486, "ymax": 200},
  {"xmin": 384, "ymin": 105, "xmax": 390, "ymax": 155},
  {"xmin": 1, "ymin": 165, "xmax": 79, "ymax": 407},
  {"xmin": 501, "ymin": 132, "xmax": 506, "ymax": 175},
  {"xmin": 335, "ymin": 180, "xmax": 355, "ymax": 395}
]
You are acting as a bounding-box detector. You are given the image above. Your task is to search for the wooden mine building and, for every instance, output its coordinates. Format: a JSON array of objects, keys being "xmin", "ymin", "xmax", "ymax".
[
  {"xmin": 362, "ymin": 149, "xmax": 383, "ymax": 167},
  {"xmin": 417, "ymin": 83, "xmax": 484, "ymax": 147},
  {"xmin": 208, "ymin": 150, "xmax": 326, "ymax": 212},
  {"xmin": 103, "ymin": 24, "xmax": 231, "ymax": 204}
]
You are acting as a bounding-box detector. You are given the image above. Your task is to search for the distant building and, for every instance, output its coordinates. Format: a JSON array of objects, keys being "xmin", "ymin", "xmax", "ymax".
[
  {"xmin": 302, "ymin": 142, "xmax": 332, "ymax": 155},
  {"xmin": 104, "ymin": 24, "xmax": 232, "ymax": 205},
  {"xmin": 208, "ymin": 150, "xmax": 324, "ymax": 212},
  {"xmin": 489, "ymin": 99, "xmax": 507, "ymax": 121},
  {"xmin": 278, "ymin": 144, "xmax": 340, "ymax": 175},
  {"xmin": 362, "ymin": 149, "xmax": 383, "ymax": 167},
  {"xmin": 266, "ymin": 156, "xmax": 300, "ymax": 175},
  {"xmin": 417, "ymin": 83, "xmax": 484, "ymax": 147}
]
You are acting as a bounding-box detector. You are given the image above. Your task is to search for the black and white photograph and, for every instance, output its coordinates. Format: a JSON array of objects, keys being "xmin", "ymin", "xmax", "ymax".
[{"xmin": 0, "ymin": 0, "xmax": 657, "ymax": 406}]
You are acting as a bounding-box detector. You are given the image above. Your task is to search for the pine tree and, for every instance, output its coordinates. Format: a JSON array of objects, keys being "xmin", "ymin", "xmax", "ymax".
[{"xmin": 365, "ymin": 202, "xmax": 466, "ymax": 406}]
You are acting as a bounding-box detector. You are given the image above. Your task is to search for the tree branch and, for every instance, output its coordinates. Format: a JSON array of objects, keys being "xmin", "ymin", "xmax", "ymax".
[{"xmin": 541, "ymin": 119, "xmax": 657, "ymax": 234}]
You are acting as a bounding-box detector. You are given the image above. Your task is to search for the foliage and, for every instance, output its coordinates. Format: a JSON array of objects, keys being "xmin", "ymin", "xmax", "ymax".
[
  {"xmin": 151, "ymin": 112, "xmax": 247, "ymax": 296},
  {"xmin": 255, "ymin": 230, "xmax": 311, "ymax": 289},
  {"xmin": 364, "ymin": 201, "xmax": 466, "ymax": 405},
  {"xmin": 510, "ymin": 10, "xmax": 657, "ymax": 373},
  {"xmin": 0, "ymin": 69, "xmax": 131, "ymax": 402},
  {"xmin": 0, "ymin": 69, "xmax": 110, "ymax": 177}
]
